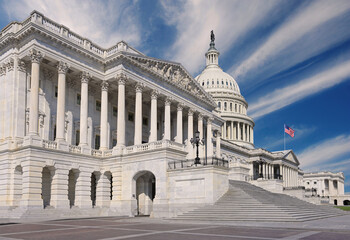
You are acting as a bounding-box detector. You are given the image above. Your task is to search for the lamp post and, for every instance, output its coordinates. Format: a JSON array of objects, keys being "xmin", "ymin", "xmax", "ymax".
[{"xmin": 190, "ymin": 130, "xmax": 204, "ymax": 165}]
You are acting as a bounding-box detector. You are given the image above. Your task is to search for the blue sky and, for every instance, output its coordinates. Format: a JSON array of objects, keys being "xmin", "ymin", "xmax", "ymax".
[{"xmin": 1, "ymin": 0, "xmax": 350, "ymax": 192}]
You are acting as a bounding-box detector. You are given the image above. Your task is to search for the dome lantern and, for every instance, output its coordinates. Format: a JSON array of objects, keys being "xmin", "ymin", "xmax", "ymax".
[{"xmin": 205, "ymin": 30, "xmax": 220, "ymax": 66}]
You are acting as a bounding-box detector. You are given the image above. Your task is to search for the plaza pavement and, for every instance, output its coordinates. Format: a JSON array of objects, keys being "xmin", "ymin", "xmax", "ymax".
[{"xmin": 0, "ymin": 215, "xmax": 350, "ymax": 240}]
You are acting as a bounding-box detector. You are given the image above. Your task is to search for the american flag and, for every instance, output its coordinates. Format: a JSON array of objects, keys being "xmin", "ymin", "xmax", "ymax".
[{"xmin": 285, "ymin": 125, "xmax": 295, "ymax": 138}]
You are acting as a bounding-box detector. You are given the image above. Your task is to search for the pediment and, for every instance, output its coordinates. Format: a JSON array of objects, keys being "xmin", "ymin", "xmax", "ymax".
[
  {"xmin": 283, "ymin": 151, "xmax": 300, "ymax": 165},
  {"xmin": 124, "ymin": 54, "xmax": 216, "ymax": 107}
]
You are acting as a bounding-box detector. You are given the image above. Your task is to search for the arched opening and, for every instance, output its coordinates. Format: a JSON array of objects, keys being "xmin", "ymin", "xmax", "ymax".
[
  {"xmin": 42, "ymin": 167, "xmax": 54, "ymax": 208},
  {"xmin": 334, "ymin": 199, "xmax": 338, "ymax": 205},
  {"xmin": 13, "ymin": 165, "xmax": 23, "ymax": 206},
  {"xmin": 344, "ymin": 200, "xmax": 350, "ymax": 205},
  {"xmin": 105, "ymin": 171, "xmax": 113, "ymax": 200},
  {"xmin": 133, "ymin": 171, "xmax": 156, "ymax": 216},
  {"xmin": 91, "ymin": 172, "xmax": 100, "ymax": 207},
  {"xmin": 68, "ymin": 169, "xmax": 79, "ymax": 208}
]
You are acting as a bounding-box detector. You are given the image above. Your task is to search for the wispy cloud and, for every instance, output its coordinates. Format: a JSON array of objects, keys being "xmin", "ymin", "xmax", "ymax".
[
  {"xmin": 2, "ymin": 0, "xmax": 143, "ymax": 47},
  {"xmin": 160, "ymin": 0, "xmax": 279, "ymax": 74},
  {"xmin": 248, "ymin": 60, "xmax": 350, "ymax": 119},
  {"xmin": 232, "ymin": 0, "xmax": 350, "ymax": 82},
  {"xmin": 298, "ymin": 134, "xmax": 350, "ymax": 169}
]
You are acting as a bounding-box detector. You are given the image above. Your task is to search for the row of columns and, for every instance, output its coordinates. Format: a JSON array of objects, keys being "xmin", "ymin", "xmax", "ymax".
[
  {"xmin": 281, "ymin": 165, "xmax": 298, "ymax": 187},
  {"xmin": 223, "ymin": 121, "xmax": 253, "ymax": 143},
  {"xmin": 26, "ymin": 52, "xmax": 219, "ymax": 158},
  {"xmin": 260, "ymin": 162, "xmax": 275, "ymax": 179}
]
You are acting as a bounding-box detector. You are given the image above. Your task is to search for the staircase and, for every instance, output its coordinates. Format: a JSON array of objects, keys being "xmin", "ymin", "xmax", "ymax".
[{"xmin": 174, "ymin": 180, "xmax": 346, "ymax": 222}]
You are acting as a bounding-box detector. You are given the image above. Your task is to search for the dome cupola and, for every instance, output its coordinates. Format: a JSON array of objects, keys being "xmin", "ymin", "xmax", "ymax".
[{"xmin": 195, "ymin": 31, "xmax": 255, "ymax": 149}]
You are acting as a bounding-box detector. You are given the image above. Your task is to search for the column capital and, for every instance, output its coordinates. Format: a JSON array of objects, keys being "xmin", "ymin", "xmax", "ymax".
[
  {"xmin": 117, "ymin": 72, "xmax": 127, "ymax": 85},
  {"xmin": 151, "ymin": 90, "xmax": 159, "ymax": 99},
  {"xmin": 198, "ymin": 113, "xmax": 203, "ymax": 120},
  {"xmin": 17, "ymin": 60, "xmax": 27, "ymax": 73},
  {"xmin": 207, "ymin": 117, "xmax": 214, "ymax": 124},
  {"xmin": 80, "ymin": 71, "xmax": 91, "ymax": 84},
  {"xmin": 57, "ymin": 61, "xmax": 69, "ymax": 74},
  {"xmin": 6, "ymin": 58, "xmax": 14, "ymax": 72},
  {"xmin": 177, "ymin": 103, "xmax": 184, "ymax": 111},
  {"xmin": 0, "ymin": 64, "xmax": 6, "ymax": 76},
  {"xmin": 135, "ymin": 82, "xmax": 144, "ymax": 93},
  {"xmin": 165, "ymin": 97, "xmax": 172, "ymax": 106},
  {"xmin": 29, "ymin": 49, "xmax": 43, "ymax": 64},
  {"xmin": 188, "ymin": 108, "xmax": 194, "ymax": 116},
  {"xmin": 101, "ymin": 80, "xmax": 109, "ymax": 91}
]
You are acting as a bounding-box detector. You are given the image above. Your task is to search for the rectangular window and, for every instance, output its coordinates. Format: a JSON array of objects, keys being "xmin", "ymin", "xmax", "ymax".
[
  {"xmin": 96, "ymin": 100, "xmax": 101, "ymax": 111},
  {"xmin": 128, "ymin": 112, "xmax": 134, "ymax": 122},
  {"xmin": 112, "ymin": 139, "xmax": 117, "ymax": 147},
  {"xmin": 76, "ymin": 130, "xmax": 80, "ymax": 146},
  {"xmin": 113, "ymin": 106, "xmax": 118, "ymax": 117},
  {"xmin": 95, "ymin": 135, "xmax": 100, "ymax": 149},
  {"xmin": 142, "ymin": 117, "xmax": 148, "ymax": 126},
  {"xmin": 77, "ymin": 93, "xmax": 81, "ymax": 105},
  {"xmin": 55, "ymin": 86, "xmax": 58, "ymax": 98}
]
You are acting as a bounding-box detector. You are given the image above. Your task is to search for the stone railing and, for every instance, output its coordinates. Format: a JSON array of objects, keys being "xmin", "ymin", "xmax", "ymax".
[
  {"xmin": 91, "ymin": 149, "xmax": 103, "ymax": 157},
  {"xmin": 69, "ymin": 145, "xmax": 81, "ymax": 154},
  {"xmin": 42, "ymin": 140, "xmax": 57, "ymax": 149},
  {"xmin": 168, "ymin": 157, "xmax": 229, "ymax": 170},
  {"xmin": 124, "ymin": 140, "xmax": 186, "ymax": 154}
]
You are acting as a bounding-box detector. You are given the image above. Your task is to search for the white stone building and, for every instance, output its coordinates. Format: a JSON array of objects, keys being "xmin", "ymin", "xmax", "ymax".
[
  {"xmin": 0, "ymin": 11, "xmax": 341, "ymax": 220},
  {"xmin": 304, "ymin": 172, "xmax": 349, "ymax": 206}
]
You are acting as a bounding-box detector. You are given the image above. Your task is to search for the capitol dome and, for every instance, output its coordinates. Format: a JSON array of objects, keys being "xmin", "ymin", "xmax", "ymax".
[{"xmin": 196, "ymin": 31, "xmax": 255, "ymax": 148}]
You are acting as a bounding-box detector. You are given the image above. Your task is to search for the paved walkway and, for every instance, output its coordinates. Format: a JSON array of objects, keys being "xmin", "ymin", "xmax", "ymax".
[{"xmin": 1, "ymin": 215, "xmax": 350, "ymax": 240}]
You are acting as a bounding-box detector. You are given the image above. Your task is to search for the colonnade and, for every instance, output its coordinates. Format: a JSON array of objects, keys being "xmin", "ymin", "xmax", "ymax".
[
  {"xmin": 222, "ymin": 121, "xmax": 253, "ymax": 143},
  {"xmin": 26, "ymin": 50, "xmax": 221, "ymax": 158},
  {"xmin": 257, "ymin": 162, "xmax": 299, "ymax": 187}
]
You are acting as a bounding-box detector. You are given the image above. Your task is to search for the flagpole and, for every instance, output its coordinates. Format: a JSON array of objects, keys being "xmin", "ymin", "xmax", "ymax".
[{"xmin": 284, "ymin": 124, "xmax": 286, "ymax": 150}]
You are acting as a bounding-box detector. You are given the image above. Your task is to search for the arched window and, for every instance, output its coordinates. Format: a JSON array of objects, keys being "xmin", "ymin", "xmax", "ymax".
[
  {"xmin": 222, "ymin": 80, "xmax": 224, "ymax": 85},
  {"xmin": 226, "ymin": 81, "xmax": 228, "ymax": 86},
  {"xmin": 218, "ymin": 102, "xmax": 221, "ymax": 109},
  {"xmin": 230, "ymin": 103, "xmax": 232, "ymax": 111},
  {"xmin": 202, "ymin": 82, "xmax": 204, "ymax": 86},
  {"xmin": 217, "ymin": 80, "xmax": 219, "ymax": 85},
  {"xmin": 224, "ymin": 102, "xmax": 227, "ymax": 111},
  {"xmin": 235, "ymin": 104, "xmax": 237, "ymax": 112}
]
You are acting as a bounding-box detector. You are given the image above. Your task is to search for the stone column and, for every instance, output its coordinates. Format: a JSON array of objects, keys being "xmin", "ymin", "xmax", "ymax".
[
  {"xmin": 231, "ymin": 121, "xmax": 234, "ymax": 140},
  {"xmin": 149, "ymin": 90, "xmax": 158, "ymax": 142},
  {"xmin": 116, "ymin": 74, "xmax": 127, "ymax": 147},
  {"xmin": 243, "ymin": 123, "xmax": 246, "ymax": 142},
  {"xmin": 271, "ymin": 164, "xmax": 274, "ymax": 179},
  {"xmin": 223, "ymin": 121, "xmax": 226, "ymax": 139},
  {"xmin": 79, "ymin": 72, "xmax": 90, "ymax": 146},
  {"xmin": 233, "ymin": 122, "xmax": 237, "ymax": 140},
  {"xmin": 227, "ymin": 121, "xmax": 231, "ymax": 140},
  {"xmin": 56, "ymin": 61, "xmax": 69, "ymax": 141},
  {"xmin": 216, "ymin": 131, "xmax": 221, "ymax": 158},
  {"xmin": 176, "ymin": 104, "xmax": 183, "ymax": 144},
  {"xmin": 100, "ymin": 81, "xmax": 109, "ymax": 150},
  {"xmin": 198, "ymin": 113, "xmax": 204, "ymax": 158},
  {"xmin": 251, "ymin": 126, "xmax": 254, "ymax": 144},
  {"xmin": 28, "ymin": 49, "xmax": 43, "ymax": 136},
  {"xmin": 187, "ymin": 109, "xmax": 194, "ymax": 159},
  {"xmin": 51, "ymin": 169, "xmax": 70, "ymax": 208},
  {"xmin": 207, "ymin": 118, "xmax": 213, "ymax": 158},
  {"xmin": 237, "ymin": 122, "xmax": 241, "ymax": 140},
  {"xmin": 134, "ymin": 83, "xmax": 143, "ymax": 145},
  {"xmin": 164, "ymin": 98, "xmax": 171, "ymax": 140}
]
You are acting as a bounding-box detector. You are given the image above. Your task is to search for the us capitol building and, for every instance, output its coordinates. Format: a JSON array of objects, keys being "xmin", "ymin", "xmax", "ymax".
[{"xmin": 0, "ymin": 11, "xmax": 348, "ymax": 221}]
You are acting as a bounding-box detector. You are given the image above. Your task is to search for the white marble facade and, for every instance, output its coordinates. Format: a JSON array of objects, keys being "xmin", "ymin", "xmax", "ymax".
[{"xmin": 0, "ymin": 11, "xmax": 341, "ymax": 220}]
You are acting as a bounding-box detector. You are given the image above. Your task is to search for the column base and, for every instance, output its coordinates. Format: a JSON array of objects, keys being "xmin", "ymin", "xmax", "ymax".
[
  {"xmin": 112, "ymin": 145, "xmax": 124, "ymax": 155},
  {"xmin": 56, "ymin": 139, "xmax": 69, "ymax": 151},
  {"xmin": 80, "ymin": 145, "xmax": 91, "ymax": 154},
  {"xmin": 23, "ymin": 135, "xmax": 42, "ymax": 147}
]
